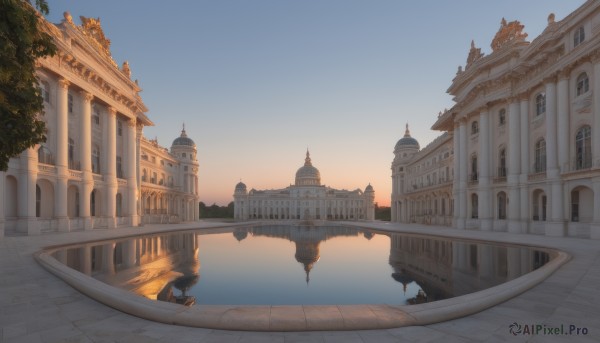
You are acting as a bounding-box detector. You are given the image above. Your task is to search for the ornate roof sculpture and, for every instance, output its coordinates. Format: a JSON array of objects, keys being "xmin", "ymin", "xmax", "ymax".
[
  {"xmin": 491, "ymin": 18, "xmax": 528, "ymax": 51},
  {"xmin": 466, "ymin": 40, "xmax": 484, "ymax": 69}
]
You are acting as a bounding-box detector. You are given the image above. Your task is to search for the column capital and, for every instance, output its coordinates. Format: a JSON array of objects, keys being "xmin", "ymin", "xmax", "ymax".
[
  {"xmin": 508, "ymin": 95, "xmax": 520, "ymax": 104},
  {"xmin": 558, "ymin": 67, "xmax": 572, "ymax": 80},
  {"xmin": 543, "ymin": 74, "xmax": 558, "ymax": 85},
  {"xmin": 590, "ymin": 49, "xmax": 600, "ymax": 64},
  {"xmin": 107, "ymin": 106, "xmax": 117, "ymax": 117},
  {"xmin": 127, "ymin": 118, "xmax": 137, "ymax": 128},
  {"xmin": 518, "ymin": 92, "xmax": 530, "ymax": 101},
  {"xmin": 80, "ymin": 90, "xmax": 94, "ymax": 102},
  {"xmin": 58, "ymin": 78, "xmax": 70, "ymax": 89}
]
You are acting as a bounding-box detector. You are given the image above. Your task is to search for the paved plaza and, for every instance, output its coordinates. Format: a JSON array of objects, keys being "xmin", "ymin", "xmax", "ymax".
[{"xmin": 1, "ymin": 221, "xmax": 599, "ymax": 342}]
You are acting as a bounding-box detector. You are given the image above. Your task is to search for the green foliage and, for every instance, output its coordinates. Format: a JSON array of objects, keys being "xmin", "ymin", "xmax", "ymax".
[
  {"xmin": 199, "ymin": 201, "xmax": 234, "ymax": 218},
  {"xmin": 0, "ymin": 0, "xmax": 56, "ymax": 171},
  {"xmin": 374, "ymin": 203, "xmax": 391, "ymax": 221}
]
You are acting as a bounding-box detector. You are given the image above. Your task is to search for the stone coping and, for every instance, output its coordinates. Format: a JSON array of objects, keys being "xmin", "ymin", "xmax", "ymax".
[{"xmin": 33, "ymin": 223, "xmax": 570, "ymax": 332}]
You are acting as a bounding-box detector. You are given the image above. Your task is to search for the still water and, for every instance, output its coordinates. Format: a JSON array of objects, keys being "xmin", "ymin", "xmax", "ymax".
[{"xmin": 51, "ymin": 225, "xmax": 553, "ymax": 306}]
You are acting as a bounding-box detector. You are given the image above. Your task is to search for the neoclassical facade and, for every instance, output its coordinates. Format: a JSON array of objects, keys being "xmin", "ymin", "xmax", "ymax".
[
  {"xmin": 399, "ymin": 0, "xmax": 600, "ymax": 239},
  {"xmin": 391, "ymin": 126, "xmax": 454, "ymax": 226},
  {"xmin": 234, "ymin": 151, "xmax": 375, "ymax": 221},
  {"xmin": 0, "ymin": 12, "xmax": 199, "ymax": 237}
]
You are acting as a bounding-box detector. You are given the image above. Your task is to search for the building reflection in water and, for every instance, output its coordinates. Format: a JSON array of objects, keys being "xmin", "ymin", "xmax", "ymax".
[
  {"xmin": 388, "ymin": 234, "xmax": 551, "ymax": 304},
  {"xmin": 51, "ymin": 227, "xmax": 552, "ymax": 306},
  {"xmin": 244, "ymin": 226, "xmax": 362, "ymax": 284},
  {"xmin": 52, "ymin": 232, "xmax": 200, "ymax": 305}
]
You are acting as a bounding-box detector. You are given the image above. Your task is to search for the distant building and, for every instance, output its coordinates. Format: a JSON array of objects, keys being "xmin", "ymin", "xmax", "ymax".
[
  {"xmin": 394, "ymin": 0, "xmax": 600, "ymax": 239},
  {"xmin": 234, "ymin": 151, "xmax": 375, "ymax": 221},
  {"xmin": 0, "ymin": 12, "xmax": 199, "ymax": 236},
  {"xmin": 391, "ymin": 125, "xmax": 453, "ymax": 225}
]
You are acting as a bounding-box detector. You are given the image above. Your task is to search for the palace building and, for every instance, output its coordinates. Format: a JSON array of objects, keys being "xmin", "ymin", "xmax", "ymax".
[
  {"xmin": 0, "ymin": 12, "xmax": 199, "ymax": 237},
  {"xmin": 234, "ymin": 151, "xmax": 375, "ymax": 221},
  {"xmin": 393, "ymin": 0, "xmax": 600, "ymax": 239}
]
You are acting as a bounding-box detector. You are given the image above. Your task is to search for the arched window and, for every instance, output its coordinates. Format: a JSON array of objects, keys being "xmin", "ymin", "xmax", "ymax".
[
  {"xmin": 68, "ymin": 93, "xmax": 73, "ymax": 113},
  {"xmin": 576, "ymin": 73, "xmax": 589, "ymax": 96},
  {"xmin": 498, "ymin": 148, "xmax": 506, "ymax": 177},
  {"xmin": 470, "ymin": 155, "xmax": 478, "ymax": 181},
  {"xmin": 471, "ymin": 193, "xmax": 478, "ymax": 219},
  {"xmin": 90, "ymin": 190, "xmax": 96, "ymax": 217},
  {"xmin": 92, "ymin": 106, "xmax": 100, "ymax": 125},
  {"xmin": 575, "ymin": 125, "xmax": 592, "ymax": 170},
  {"xmin": 536, "ymin": 93, "xmax": 546, "ymax": 116},
  {"xmin": 68, "ymin": 138, "xmax": 75, "ymax": 169},
  {"xmin": 471, "ymin": 121, "xmax": 479, "ymax": 135},
  {"xmin": 37, "ymin": 145, "xmax": 53, "ymax": 165},
  {"xmin": 92, "ymin": 145, "xmax": 100, "ymax": 174},
  {"xmin": 36, "ymin": 185, "xmax": 41, "ymax": 217},
  {"xmin": 574, "ymin": 26, "xmax": 585, "ymax": 47},
  {"xmin": 117, "ymin": 121, "xmax": 123, "ymax": 136},
  {"xmin": 498, "ymin": 192, "xmax": 507, "ymax": 220},
  {"xmin": 116, "ymin": 193, "xmax": 122, "ymax": 217},
  {"xmin": 116, "ymin": 156, "xmax": 123, "ymax": 178},
  {"xmin": 40, "ymin": 81, "xmax": 50, "ymax": 103},
  {"xmin": 498, "ymin": 109, "xmax": 506, "ymax": 126},
  {"xmin": 534, "ymin": 139, "xmax": 546, "ymax": 173}
]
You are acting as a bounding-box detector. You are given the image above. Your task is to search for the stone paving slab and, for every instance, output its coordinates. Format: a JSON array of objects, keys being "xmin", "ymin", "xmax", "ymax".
[{"xmin": 1, "ymin": 220, "xmax": 599, "ymax": 342}]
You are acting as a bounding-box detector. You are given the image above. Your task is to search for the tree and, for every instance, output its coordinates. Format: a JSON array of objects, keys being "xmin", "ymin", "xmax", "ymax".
[{"xmin": 0, "ymin": 0, "xmax": 57, "ymax": 171}]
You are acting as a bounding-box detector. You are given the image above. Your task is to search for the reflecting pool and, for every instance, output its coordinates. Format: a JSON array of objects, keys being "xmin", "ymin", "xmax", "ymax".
[{"xmin": 51, "ymin": 225, "xmax": 553, "ymax": 306}]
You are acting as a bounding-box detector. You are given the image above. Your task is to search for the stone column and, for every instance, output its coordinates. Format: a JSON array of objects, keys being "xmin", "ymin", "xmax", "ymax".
[
  {"xmin": 135, "ymin": 123, "xmax": 143, "ymax": 224},
  {"xmin": 0, "ymin": 172, "xmax": 4, "ymax": 237},
  {"xmin": 478, "ymin": 108, "xmax": 492, "ymax": 231},
  {"xmin": 79, "ymin": 91, "xmax": 93, "ymax": 230},
  {"xmin": 519, "ymin": 97, "xmax": 530, "ymax": 233},
  {"xmin": 544, "ymin": 78, "xmax": 565, "ymax": 236},
  {"xmin": 126, "ymin": 119, "xmax": 139, "ymax": 226},
  {"xmin": 105, "ymin": 107, "xmax": 117, "ymax": 228},
  {"xmin": 591, "ymin": 177, "xmax": 600, "ymax": 239},
  {"xmin": 18, "ymin": 148, "xmax": 38, "ymax": 234},
  {"xmin": 458, "ymin": 120, "xmax": 468, "ymax": 229},
  {"xmin": 453, "ymin": 125, "xmax": 460, "ymax": 228},
  {"xmin": 593, "ymin": 54, "xmax": 600, "ymax": 168},
  {"xmin": 507, "ymin": 99, "xmax": 521, "ymax": 233},
  {"xmin": 55, "ymin": 78, "xmax": 70, "ymax": 232},
  {"xmin": 557, "ymin": 72, "xmax": 570, "ymax": 172}
]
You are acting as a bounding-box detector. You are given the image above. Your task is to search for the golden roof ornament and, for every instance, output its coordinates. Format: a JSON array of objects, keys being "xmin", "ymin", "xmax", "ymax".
[
  {"xmin": 491, "ymin": 18, "xmax": 528, "ymax": 51},
  {"xmin": 466, "ymin": 40, "xmax": 484, "ymax": 68},
  {"xmin": 63, "ymin": 11, "xmax": 73, "ymax": 24}
]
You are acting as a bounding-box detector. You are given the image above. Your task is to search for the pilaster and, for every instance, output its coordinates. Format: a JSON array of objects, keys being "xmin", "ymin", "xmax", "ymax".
[
  {"xmin": 593, "ymin": 54, "xmax": 600, "ymax": 168},
  {"xmin": 105, "ymin": 107, "xmax": 117, "ymax": 229},
  {"xmin": 519, "ymin": 96, "xmax": 530, "ymax": 233},
  {"xmin": 478, "ymin": 109, "xmax": 492, "ymax": 231},
  {"xmin": 56, "ymin": 78, "xmax": 70, "ymax": 232},
  {"xmin": 507, "ymin": 99, "xmax": 521, "ymax": 233},
  {"xmin": 80, "ymin": 91, "xmax": 93, "ymax": 230},
  {"xmin": 557, "ymin": 70, "xmax": 570, "ymax": 173},
  {"xmin": 126, "ymin": 119, "xmax": 139, "ymax": 226},
  {"xmin": 544, "ymin": 78, "xmax": 565, "ymax": 236},
  {"xmin": 18, "ymin": 148, "xmax": 39, "ymax": 235},
  {"xmin": 457, "ymin": 120, "xmax": 467, "ymax": 229}
]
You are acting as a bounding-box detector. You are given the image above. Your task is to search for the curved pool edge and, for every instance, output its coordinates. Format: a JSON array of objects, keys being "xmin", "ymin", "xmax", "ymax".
[{"xmin": 33, "ymin": 230, "xmax": 571, "ymax": 332}]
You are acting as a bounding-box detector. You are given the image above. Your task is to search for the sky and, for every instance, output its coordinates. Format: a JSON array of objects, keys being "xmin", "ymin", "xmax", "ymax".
[{"xmin": 45, "ymin": 0, "xmax": 585, "ymax": 206}]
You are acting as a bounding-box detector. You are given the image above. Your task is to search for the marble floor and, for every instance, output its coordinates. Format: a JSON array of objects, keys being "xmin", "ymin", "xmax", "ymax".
[{"xmin": 0, "ymin": 221, "xmax": 598, "ymax": 342}]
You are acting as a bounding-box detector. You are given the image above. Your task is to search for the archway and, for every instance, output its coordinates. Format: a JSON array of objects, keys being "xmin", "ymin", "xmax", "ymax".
[{"xmin": 36, "ymin": 178, "xmax": 54, "ymax": 218}]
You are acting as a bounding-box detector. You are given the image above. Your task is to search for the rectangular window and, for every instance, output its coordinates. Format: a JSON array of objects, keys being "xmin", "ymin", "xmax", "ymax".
[{"xmin": 68, "ymin": 93, "xmax": 73, "ymax": 113}]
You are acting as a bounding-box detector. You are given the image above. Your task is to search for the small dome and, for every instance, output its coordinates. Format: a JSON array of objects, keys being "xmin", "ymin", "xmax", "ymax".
[
  {"xmin": 172, "ymin": 124, "xmax": 196, "ymax": 148},
  {"xmin": 235, "ymin": 181, "xmax": 247, "ymax": 192},
  {"xmin": 295, "ymin": 150, "xmax": 321, "ymax": 186},
  {"xmin": 395, "ymin": 123, "xmax": 419, "ymax": 150},
  {"xmin": 365, "ymin": 184, "xmax": 374, "ymax": 192}
]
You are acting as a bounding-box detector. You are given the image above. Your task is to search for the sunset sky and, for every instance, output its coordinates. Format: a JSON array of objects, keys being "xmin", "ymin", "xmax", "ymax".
[{"xmin": 46, "ymin": 0, "xmax": 584, "ymax": 206}]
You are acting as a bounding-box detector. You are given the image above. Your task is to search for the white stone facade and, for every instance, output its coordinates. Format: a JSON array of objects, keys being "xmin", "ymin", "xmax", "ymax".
[
  {"xmin": 0, "ymin": 12, "xmax": 199, "ymax": 237},
  {"xmin": 234, "ymin": 151, "xmax": 375, "ymax": 221},
  {"xmin": 401, "ymin": 0, "xmax": 600, "ymax": 239},
  {"xmin": 391, "ymin": 126, "xmax": 454, "ymax": 226}
]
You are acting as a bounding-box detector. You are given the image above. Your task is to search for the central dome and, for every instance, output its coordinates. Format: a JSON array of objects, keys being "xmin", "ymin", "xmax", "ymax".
[{"xmin": 295, "ymin": 150, "xmax": 321, "ymax": 186}]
